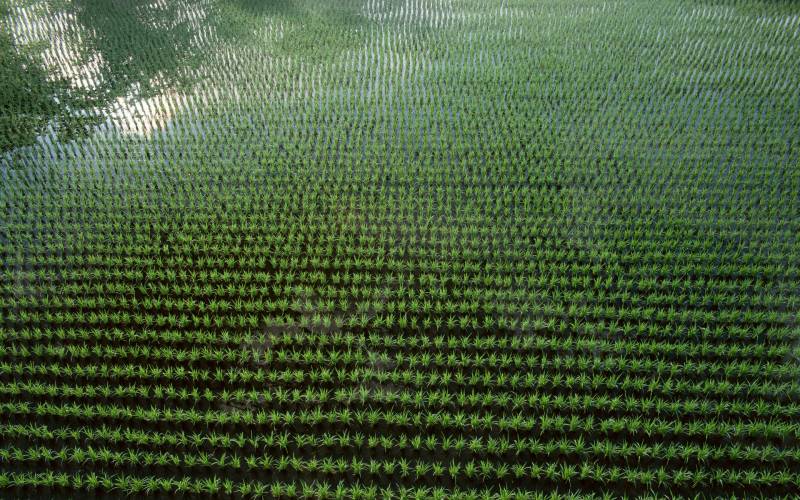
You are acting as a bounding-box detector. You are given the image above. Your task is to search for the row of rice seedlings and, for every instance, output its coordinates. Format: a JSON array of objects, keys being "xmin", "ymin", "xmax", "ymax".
[
  {"xmin": 2, "ymin": 444, "xmax": 798, "ymax": 489},
  {"xmin": 0, "ymin": 470, "xmax": 630, "ymax": 500},
  {"xmin": 3, "ymin": 377, "xmax": 799, "ymax": 420},
  {"xmin": 5, "ymin": 422, "xmax": 799, "ymax": 465},
  {"xmin": 3, "ymin": 401, "xmax": 799, "ymax": 444}
]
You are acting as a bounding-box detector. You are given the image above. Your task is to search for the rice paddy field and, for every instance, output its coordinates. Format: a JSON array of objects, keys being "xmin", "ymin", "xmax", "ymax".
[{"xmin": 1, "ymin": 0, "xmax": 800, "ymax": 498}]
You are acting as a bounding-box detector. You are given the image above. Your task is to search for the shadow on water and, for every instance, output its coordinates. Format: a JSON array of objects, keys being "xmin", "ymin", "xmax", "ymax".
[
  {"xmin": 0, "ymin": 3, "xmax": 85, "ymax": 151},
  {"xmin": 1, "ymin": 0, "xmax": 373, "ymax": 153},
  {"xmin": 213, "ymin": 0, "xmax": 371, "ymax": 62},
  {"xmin": 68, "ymin": 0, "xmax": 200, "ymax": 100},
  {"xmin": 0, "ymin": 0, "xmax": 201, "ymax": 152}
]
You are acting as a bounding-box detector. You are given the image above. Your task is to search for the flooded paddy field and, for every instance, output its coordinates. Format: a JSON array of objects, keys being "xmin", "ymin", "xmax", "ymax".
[{"xmin": 1, "ymin": 0, "xmax": 799, "ymax": 497}]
